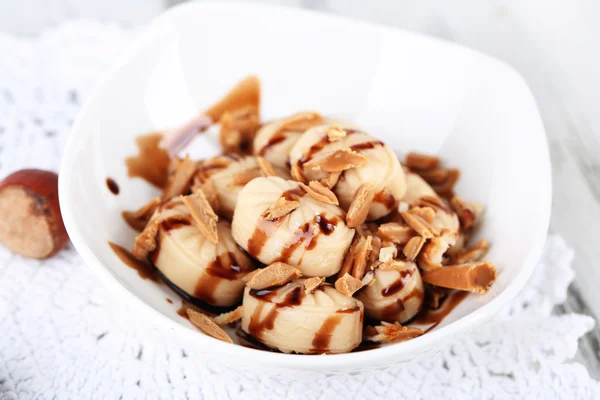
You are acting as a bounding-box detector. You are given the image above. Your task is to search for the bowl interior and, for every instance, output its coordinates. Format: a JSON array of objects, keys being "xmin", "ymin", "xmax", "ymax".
[{"xmin": 59, "ymin": 2, "xmax": 550, "ymax": 371}]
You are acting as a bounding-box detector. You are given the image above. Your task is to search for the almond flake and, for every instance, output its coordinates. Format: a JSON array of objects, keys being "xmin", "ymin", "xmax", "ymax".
[
  {"xmin": 405, "ymin": 152, "xmax": 440, "ymax": 170},
  {"xmin": 257, "ymin": 156, "xmax": 277, "ymax": 177},
  {"xmin": 451, "ymin": 196, "xmax": 484, "ymax": 229},
  {"xmin": 219, "ymin": 107, "xmax": 260, "ymax": 154},
  {"xmin": 379, "ymin": 246, "xmax": 397, "ymax": 262},
  {"xmin": 122, "ymin": 197, "xmax": 161, "ymax": 232},
  {"xmin": 304, "ymin": 277, "xmax": 325, "ymax": 294},
  {"xmin": 361, "ymin": 270, "xmax": 375, "ymax": 286},
  {"xmin": 181, "ymin": 190, "xmax": 219, "ymax": 244},
  {"xmin": 300, "ymin": 181, "xmax": 339, "ymax": 205},
  {"xmin": 242, "ymin": 269, "xmax": 260, "ymax": 283},
  {"xmin": 290, "ymin": 163, "xmax": 306, "ymax": 183},
  {"xmin": 338, "ymin": 235, "xmax": 359, "ymax": 278},
  {"xmin": 319, "ymin": 172, "xmax": 341, "ymax": 189},
  {"xmin": 346, "ymin": 183, "xmax": 375, "ymax": 228},
  {"xmin": 431, "ymin": 169, "xmax": 460, "ymax": 198},
  {"xmin": 246, "ymin": 262, "xmax": 302, "ymax": 290},
  {"xmin": 398, "ymin": 201, "xmax": 410, "ymax": 213},
  {"xmin": 408, "ymin": 206, "xmax": 435, "ymax": 223},
  {"xmin": 232, "ymin": 168, "xmax": 262, "ymax": 186},
  {"xmin": 264, "ymin": 197, "xmax": 300, "ymax": 220},
  {"xmin": 364, "ymin": 323, "xmax": 424, "ymax": 343},
  {"xmin": 303, "ymin": 148, "xmax": 368, "ymax": 172},
  {"xmin": 163, "ymin": 155, "xmax": 196, "ymax": 199},
  {"xmin": 335, "ymin": 273, "xmax": 364, "ymax": 296},
  {"xmin": 453, "ymin": 239, "xmax": 490, "ymax": 264},
  {"xmin": 417, "ymin": 167, "xmax": 449, "ymax": 184},
  {"xmin": 132, "ymin": 219, "xmax": 160, "ymax": 259},
  {"xmin": 186, "ymin": 309, "xmax": 233, "ymax": 343},
  {"xmin": 402, "ymin": 236, "xmax": 426, "ymax": 261},
  {"xmin": 377, "ymin": 222, "xmax": 414, "ymax": 244},
  {"xmin": 400, "ymin": 212, "xmax": 438, "ymax": 238},
  {"xmin": 351, "ymin": 235, "xmax": 372, "ymax": 280},
  {"xmin": 417, "ymin": 237, "xmax": 449, "ymax": 271},
  {"xmin": 369, "ymin": 235, "xmax": 383, "ymax": 264},
  {"xmin": 422, "ymin": 261, "xmax": 497, "ymax": 294},
  {"xmin": 279, "ymin": 112, "xmax": 324, "ymax": 132},
  {"xmin": 196, "ymin": 178, "xmax": 221, "ymax": 214},
  {"xmin": 212, "ymin": 306, "xmax": 244, "ymax": 325},
  {"xmin": 326, "ymin": 125, "xmax": 347, "ymax": 141}
]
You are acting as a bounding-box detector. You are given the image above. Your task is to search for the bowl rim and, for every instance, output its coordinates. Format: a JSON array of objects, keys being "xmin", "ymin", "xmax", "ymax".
[{"xmin": 58, "ymin": 0, "xmax": 552, "ymax": 370}]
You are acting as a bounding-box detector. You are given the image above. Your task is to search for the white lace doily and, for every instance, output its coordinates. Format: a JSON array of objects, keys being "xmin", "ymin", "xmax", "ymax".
[{"xmin": 0, "ymin": 22, "xmax": 598, "ymax": 400}]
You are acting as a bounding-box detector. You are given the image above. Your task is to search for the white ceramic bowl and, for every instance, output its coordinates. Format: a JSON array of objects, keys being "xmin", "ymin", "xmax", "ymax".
[{"xmin": 59, "ymin": 1, "xmax": 551, "ymax": 375}]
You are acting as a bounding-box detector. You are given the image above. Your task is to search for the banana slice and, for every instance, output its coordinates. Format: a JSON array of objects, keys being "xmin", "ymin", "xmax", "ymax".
[
  {"xmin": 253, "ymin": 112, "xmax": 329, "ymax": 168},
  {"xmin": 356, "ymin": 261, "xmax": 424, "ymax": 323},
  {"xmin": 194, "ymin": 155, "xmax": 290, "ymax": 220},
  {"xmin": 241, "ymin": 279, "xmax": 363, "ymax": 353},
  {"xmin": 289, "ymin": 124, "xmax": 406, "ymax": 220},
  {"xmin": 231, "ymin": 176, "xmax": 355, "ymax": 277},
  {"xmin": 150, "ymin": 198, "xmax": 256, "ymax": 307},
  {"xmin": 403, "ymin": 171, "xmax": 438, "ymax": 205}
]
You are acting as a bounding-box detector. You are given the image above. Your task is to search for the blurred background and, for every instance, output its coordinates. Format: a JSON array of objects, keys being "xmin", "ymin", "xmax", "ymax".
[{"xmin": 1, "ymin": 0, "xmax": 599, "ymax": 375}]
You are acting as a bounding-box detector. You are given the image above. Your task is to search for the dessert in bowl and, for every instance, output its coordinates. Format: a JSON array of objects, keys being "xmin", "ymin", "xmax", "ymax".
[{"xmin": 58, "ymin": 2, "xmax": 550, "ymax": 373}]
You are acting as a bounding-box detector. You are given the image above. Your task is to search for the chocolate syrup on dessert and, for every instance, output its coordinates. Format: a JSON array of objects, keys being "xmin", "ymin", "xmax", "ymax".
[
  {"xmin": 108, "ymin": 242, "xmax": 160, "ymax": 282},
  {"xmin": 247, "ymin": 285, "xmax": 304, "ymax": 339},
  {"xmin": 414, "ymin": 290, "xmax": 469, "ymax": 332},
  {"xmin": 106, "ymin": 177, "xmax": 119, "ymax": 195},
  {"xmin": 381, "ymin": 270, "xmax": 414, "ymax": 297},
  {"xmin": 310, "ymin": 315, "xmax": 343, "ymax": 353}
]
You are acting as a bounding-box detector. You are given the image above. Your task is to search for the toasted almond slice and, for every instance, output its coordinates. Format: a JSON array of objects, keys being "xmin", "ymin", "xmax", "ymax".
[
  {"xmin": 338, "ymin": 234, "xmax": 359, "ymax": 278},
  {"xmin": 400, "ymin": 211, "xmax": 441, "ymax": 239},
  {"xmin": 405, "ymin": 152, "xmax": 440, "ymax": 170},
  {"xmin": 417, "ymin": 168, "xmax": 449, "ymax": 184},
  {"xmin": 346, "ymin": 183, "xmax": 375, "ymax": 228},
  {"xmin": 326, "ymin": 125, "xmax": 347, "ymax": 141},
  {"xmin": 364, "ymin": 323, "xmax": 424, "ymax": 343},
  {"xmin": 417, "ymin": 237, "xmax": 449, "ymax": 271},
  {"xmin": 408, "ymin": 206, "xmax": 435, "ymax": 223},
  {"xmin": 377, "ymin": 260, "xmax": 403, "ymax": 270},
  {"xmin": 351, "ymin": 235, "xmax": 372, "ymax": 280},
  {"xmin": 379, "ymin": 246, "xmax": 397, "ymax": 262},
  {"xmin": 304, "ymin": 149, "xmax": 368, "ymax": 172},
  {"xmin": 186, "ymin": 309, "xmax": 233, "ymax": 343},
  {"xmin": 369, "ymin": 235, "xmax": 383, "ymax": 264},
  {"xmin": 132, "ymin": 219, "xmax": 161, "ymax": 259},
  {"xmin": 431, "ymin": 169, "xmax": 460, "ymax": 198},
  {"xmin": 122, "ymin": 197, "xmax": 161, "ymax": 232},
  {"xmin": 451, "ymin": 196, "xmax": 484, "ymax": 229},
  {"xmin": 181, "ymin": 190, "xmax": 219, "ymax": 244},
  {"xmin": 163, "ymin": 156, "xmax": 196, "ymax": 199},
  {"xmin": 246, "ymin": 262, "xmax": 302, "ymax": 290},
  {"xmin": 403, "ymin": 236, "xmax": 427, "ymax": 261},
  {"xmin": 422, "ymin": 261, "xmax": 497, "ymax": 294},
  {"xmin": 453, "ymin": 239, "xmax": 490, "ymax": 264},
  {"xmin": 264, "ymin": 197, "xmax": 300, "ymax": 220},
  {"xmin": 335, "ymin": 273, "xmax": 364, "ymax": 296},
  {"xmin": 242, "ymin": 269, "xmax": 260, "ymax": 283},
  {"xmin": 232, "ymin": 168, "xmax": 262, "ymax": 186},
  {"xmin": 196, "ymin": 178, "xmax": 221, "ymax": 214},
  {"xmin": 280, "ymin": 112, "xmax": 325, "ymax": 132},
  {"xmin": 304, "ymin": 277, "xmax": 325, "ymax": 294},
  {"xmin": 257, "ymin": 156, "xmax": 277, "ymax": 177},
  {"xmin": 300, "ymin": 181, "xmax": 339, "ymax": 205},
  {"xmin": 398, "ymin": 201, "xmax": 410, "ymax": 213},
  {"xmin": 377, "ymin": 222, "xmax": 414, "ymax": 244},
  {"xmin": 362, "ymin": 270, "xmax": 376, "ymax": 286},
  {"xmin": 319, "ymin": 172, "xmax": 341, "ymax": 189},
  {"xmin": 219, "ymin": 124, "xmax": 243, "ymax": 154},
  {"xmin": 290, "ymin": 163, "xmax": 306, "ymax": 183},
  {"xmin": 212, "ymin": 306, "xmax": 244, "ymax": 326}
]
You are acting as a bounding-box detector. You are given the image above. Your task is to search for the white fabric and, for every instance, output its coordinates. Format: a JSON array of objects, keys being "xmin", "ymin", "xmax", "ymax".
[{"xmin": 0, "ymin": 22, "xmax": 598, "ymax": 400}]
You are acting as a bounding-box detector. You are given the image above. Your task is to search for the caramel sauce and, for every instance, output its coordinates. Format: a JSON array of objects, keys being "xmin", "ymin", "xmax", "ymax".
[
  {"xmin": 348, "ymin": 140, "xmax": 384, "ymax": 152},
  {"xmin": 414, "ymin": 290, "xmax": 469, "ymax": 332},
  {"xmin": 373, "ymin": 190, "xmax": 397, "ymax": 210},
  {"xmin": 248, "ymin": 286, "xmax": 304, "ymax": 339},
  {"xmin": 381, "ymin": 270, "xmax": 414, "ymax": 297},
  {"xmin": 297, "ymin": 135, "xmax": 329, "ymax": 167},
  {"xmin": 125, "ymin": 133, "xmax": 171, "ymax": 188},
  {"xmin": 106, "ymin": 177, "xmax": 119, "ymax": 195},
  {"xmin": 310, "ymin": 315, "xmax": 343, "ymax": 353},
  {"xmin": 160, "ymin": 217, "xmax": 191, "ymax": 231},
  {"xmin": 381, "ymin": 298, "xmax": 406, "ymax": 322},
  {"xmin": 193, "ymin": 273, "xmax": 221, "ymax": 304},
  {"xmin": 108, "ymin": 242, "xmax": 160, "ymax": 282},
  {"xmin": 277, "ymin": 214, "xmax": 342, "ymax": 263}
]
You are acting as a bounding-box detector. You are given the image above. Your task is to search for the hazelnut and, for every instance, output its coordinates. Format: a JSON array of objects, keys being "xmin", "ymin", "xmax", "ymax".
[{"xmin": 0, "ymin": 169, "xmax": 69, "ymax": 259}]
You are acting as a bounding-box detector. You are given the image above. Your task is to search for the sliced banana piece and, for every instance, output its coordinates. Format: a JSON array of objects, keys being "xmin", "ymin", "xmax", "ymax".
[
  {"xmin": 241, "ymin": 279, "xmax": 363, "ymax": 354},
  {"xmin": 194, "ymin": 155, "xmax": 289, "ymax": 220},
  {"xmin": 290, "ymin": 124, "xmax": 406, "ymax": 220},
  {"xmin": 232, "ymin": 176, "xmax": 355, "ymax": 277},
  {"xmin": 150, "ymin": 198, "xmax": 255, "ymax": 307},
  {"xmin": 356, "ymin": 260, "xmax": 424, "ymax": 323}
]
